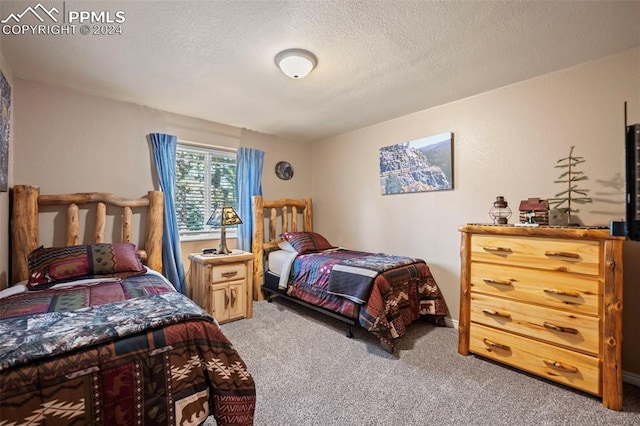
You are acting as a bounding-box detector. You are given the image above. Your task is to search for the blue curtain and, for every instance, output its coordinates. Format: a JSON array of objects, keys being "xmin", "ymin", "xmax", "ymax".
[
  {"xmin": 149, "ymin": 133, "xmax": 186, "ymax": 293},
  {"xmin": 236, "ymin": 147, "xmax": 265, "ymax": 252}
]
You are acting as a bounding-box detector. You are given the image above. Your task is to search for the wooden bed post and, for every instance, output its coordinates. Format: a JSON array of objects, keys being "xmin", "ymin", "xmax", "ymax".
[
  {"xmin": 66, "ymin": 204, "xmax": 80, "ymax": 246},
  {"xmin": 252, "ymin": 195, "xmax": 265, "ymax": 301},
  {"xmin": 11, "ymin": 185, "xmax": 40, "ymax": 284},
  {"xmin": 145, "ymin": 191, "xmax": 163, "ymax": 274},
  {"xmin": 303, "ymin": 197, "xmax": 313, "ymax": 231}
]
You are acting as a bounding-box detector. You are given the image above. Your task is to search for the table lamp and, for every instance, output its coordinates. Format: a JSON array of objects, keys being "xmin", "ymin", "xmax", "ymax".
[{"xmin": 207, "ymin": 206, "xmax": 242, "ymax": 255}]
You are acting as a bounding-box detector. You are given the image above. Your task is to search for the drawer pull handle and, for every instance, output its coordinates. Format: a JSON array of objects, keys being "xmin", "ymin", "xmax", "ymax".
[
  {"xmin": 221, "ymin": 271, "xmax": 239, "ymax": 278},
  {"xmin": 482, "ymin": 338, "xmax": 511, "ymax": 352},
  {"xmin": 483, "ymin": 278, "xmax": 512, "ymax": 286},
  {"xmin": 544, "ymin": 251, "xmax": 580, "ymax": 260},
  {"xmin": 482, "ymin": 308, "xmax": 511, "ymax": 319},
  {"xmin": 543, "ymin": 359, "xmax": 578, "ymax": 374},
  {"xmin": 543, "ymin": 322, "xmax": 578, "ymax": 335},
  {"xmin": 543, "ymin": 288, "xmax": 580, "ymax": 298},
  {"xmin": 483, "ymin": 246, "xmax": 512, "ymax": 254}
]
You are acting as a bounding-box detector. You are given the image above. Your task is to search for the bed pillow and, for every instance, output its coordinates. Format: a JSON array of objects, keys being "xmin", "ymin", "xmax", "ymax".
[
  {"xmin": 280, "ymin": 231, "xmax": 335, "ymax": 254},
  {"xmin": 277, "ymin": 240, "xmax": 297, "ymax": 253},
  {"xmin": 27, "ymin": 243, "xmax": 145, "ymax": 290}
]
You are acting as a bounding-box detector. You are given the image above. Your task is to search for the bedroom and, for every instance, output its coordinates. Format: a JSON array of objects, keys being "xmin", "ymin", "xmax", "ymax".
[{"xmin": 1, "ymin": 0, "xmax": 639, "ymax": 424}]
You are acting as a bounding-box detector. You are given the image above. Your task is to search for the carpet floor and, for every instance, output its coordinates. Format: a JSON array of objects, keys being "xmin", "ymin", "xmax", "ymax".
[{"xmin": 208, "ymin": 297, "xmax": 640, "ymax": 425}]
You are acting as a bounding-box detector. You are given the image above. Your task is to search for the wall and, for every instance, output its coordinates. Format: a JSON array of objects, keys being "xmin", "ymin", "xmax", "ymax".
[
  {"xmin": 11, "ymin": 79, "xmax": 312, "ymax": 286},
  {"xmin": 12, "ymin": 80, "xmax": 240, "ymax": 251},
  {"xmin": 311, "ymin": 48, "xmax": 640, "ymax": 374},
  {"xmin": 241, "ymin": 128, "xmax": 312, "ymax": 202},
  {"xmin": 0, "ymin": 45, "xmax": 13, "ymax": 290}
]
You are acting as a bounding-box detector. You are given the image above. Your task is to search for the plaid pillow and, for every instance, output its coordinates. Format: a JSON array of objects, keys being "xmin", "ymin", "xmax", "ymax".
[
  {"xmin": 27, "ymin": 243, "xmax": 145, "ymax": 289},
  {"xmin": 280, "ymin": 232, "xmax": 335, "ymax": 254}
]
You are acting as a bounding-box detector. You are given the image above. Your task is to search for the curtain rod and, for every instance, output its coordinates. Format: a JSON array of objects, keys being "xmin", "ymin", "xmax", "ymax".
[{"xmin": 178, "ymin": 139, "xmax": 238, "ymax": 153}]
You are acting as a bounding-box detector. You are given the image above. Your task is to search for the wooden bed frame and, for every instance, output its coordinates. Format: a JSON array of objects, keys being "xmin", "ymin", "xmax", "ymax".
[
  {"xmin": 10, "ymin": 185, "xmax": 163, "ymax": 285},
  {"xmin": 251, "ymin": 195, "xmax": 359, "ymax": 336},
  {"xmin": 251, "ymin": 195, "xmax": 312, "ymax": 301}
]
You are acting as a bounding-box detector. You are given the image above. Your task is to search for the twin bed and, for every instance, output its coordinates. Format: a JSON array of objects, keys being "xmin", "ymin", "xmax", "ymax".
[
  {"xmin": 251, "ymin": 195, "xmax": 448, "ymax": 352},
  {"xmin": 1, "ymin": 186, "xmax": 255, "ymax": 426}
]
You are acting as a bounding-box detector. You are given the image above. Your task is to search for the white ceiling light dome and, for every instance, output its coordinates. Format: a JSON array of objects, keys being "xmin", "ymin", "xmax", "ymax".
[{"xmin": 275, "ymin": 49, "xmax": 317, "ymax": 79}]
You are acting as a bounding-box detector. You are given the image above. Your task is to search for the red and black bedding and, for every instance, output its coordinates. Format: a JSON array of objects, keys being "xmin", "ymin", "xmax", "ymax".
[
  {"xmin": 0, "ymin": 243, "xmax": 256, "ymax": 426},
  {"xmin": 266, "ymin": 232, "xmax": 448, "ymax": 352}
]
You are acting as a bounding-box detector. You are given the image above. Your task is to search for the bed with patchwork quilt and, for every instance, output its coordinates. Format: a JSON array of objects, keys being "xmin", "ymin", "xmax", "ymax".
[
  {"xmin": 1, "ymin": 185, "xmax": 256, "ymax": 426},
  {"xmin": 252, "ymin": 196, "xmax": 448, "ymax": 353}
]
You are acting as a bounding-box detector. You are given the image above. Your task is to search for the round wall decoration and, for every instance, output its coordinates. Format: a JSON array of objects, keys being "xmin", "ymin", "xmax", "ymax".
[{"xmin": 275, "ymin": 161, "xmax": 294, "ymax": 180}]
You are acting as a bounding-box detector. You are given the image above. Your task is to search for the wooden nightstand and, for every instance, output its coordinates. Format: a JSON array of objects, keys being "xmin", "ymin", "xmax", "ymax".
[{"xmin": 188, "ymin": 250, "xmax": 254, "ymax": 323}]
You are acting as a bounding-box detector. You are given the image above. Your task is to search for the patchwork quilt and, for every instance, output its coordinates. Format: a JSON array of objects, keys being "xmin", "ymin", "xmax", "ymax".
[
  {"xmin": 0, "ymin": 275, "xmax": 256, "ymax": 426},
  {"xmin": 287, "ymin": 249, "xmax": 448, "ymax": 352},
  {"xmin": 327, "ymin": 253, "xmax": 418, "ymax": 304}
]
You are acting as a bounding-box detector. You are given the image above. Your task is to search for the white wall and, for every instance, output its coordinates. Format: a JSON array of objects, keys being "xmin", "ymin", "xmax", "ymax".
[
  {"xmin": 11, "ymin": 79, "xmax": 312, "ymax": 287},
  {"xmin": 241, "ymin": 128, "xmax": 312, "ymax": 202},
  {"xmin": 12, "ymin": 80, "xmax": 242, "ymax": 250},
  {"xmin": 311, "ymin": 47, "xmax": 640, "ymax": 373}
]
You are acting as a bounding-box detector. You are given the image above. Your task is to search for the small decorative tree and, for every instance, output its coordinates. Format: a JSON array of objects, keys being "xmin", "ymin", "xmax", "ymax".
[{"xmin": 549, "ymin": 145, "xmax": 592, "ymax": 225}]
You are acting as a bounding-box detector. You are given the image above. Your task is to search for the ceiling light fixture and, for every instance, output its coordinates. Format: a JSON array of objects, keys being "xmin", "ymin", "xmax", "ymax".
[{"xmin": 275, "ymin": 48, "xmax": 317, "ymax": 79}]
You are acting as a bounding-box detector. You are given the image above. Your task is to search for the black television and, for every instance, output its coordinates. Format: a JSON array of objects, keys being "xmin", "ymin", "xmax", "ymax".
[{"xmin": 626, "ymin": 122, "xmax": 640, "ymax": 241}]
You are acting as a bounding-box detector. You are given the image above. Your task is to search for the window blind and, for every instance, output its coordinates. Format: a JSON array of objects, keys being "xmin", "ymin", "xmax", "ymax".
[{"xmin": 175, "ymin": 144, "xmax": 237, "ymax": 236}]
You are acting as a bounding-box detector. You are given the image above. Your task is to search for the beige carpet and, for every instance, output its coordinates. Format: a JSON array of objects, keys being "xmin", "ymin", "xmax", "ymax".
[{"xmin": 206, "ymin": 297, "xmax": 640, "ymax": 425}]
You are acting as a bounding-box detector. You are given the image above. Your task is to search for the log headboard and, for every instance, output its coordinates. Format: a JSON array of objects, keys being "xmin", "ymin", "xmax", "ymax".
[
  {"xmin": 10, "ymin": 185, "xmax": 164, "ymax": 285},
  {"xmin": 251, "ymin": 195, "xmax": 312, "ymax": 300}
]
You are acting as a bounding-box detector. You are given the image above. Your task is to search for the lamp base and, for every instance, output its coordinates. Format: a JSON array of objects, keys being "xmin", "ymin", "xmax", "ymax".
[
  {"xmin": 218, "ymin": 227, "xmax": 232, "ymax": 255},
  {"xmin": 218, "ymin": 244, "xmax": 233, "ymax": 255}
]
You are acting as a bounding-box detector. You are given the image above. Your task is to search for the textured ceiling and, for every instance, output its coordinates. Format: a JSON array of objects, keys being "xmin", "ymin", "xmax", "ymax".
[{"xmin": 1, "ymin": 1, "xmax": 639, "ymax": 142}]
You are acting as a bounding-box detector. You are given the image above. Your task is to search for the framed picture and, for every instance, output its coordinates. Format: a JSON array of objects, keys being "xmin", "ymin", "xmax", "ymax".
[
  {"xmin": 0, "ymin": 68, "xmax": 10, "ymax": 192},
  {"xmin": 379, "ymin": 132, "xmax": 453, "ymax": 195}
]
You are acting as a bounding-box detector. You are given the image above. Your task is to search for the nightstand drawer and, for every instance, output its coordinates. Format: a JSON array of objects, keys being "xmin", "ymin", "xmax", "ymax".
[
  {"xmin": 471, "ymin": 235, "xmax": 600, "ymax": 276},
  {"xmin": 470, "ymin": 323, "xmax": 600, "ymax": 395},
  {"xmin": 210, "ymin": 263, "xmax": 246, "ymax": 283},
  {"xmin": 470, "ymin": 262, "xmax": 600, "ymax": 315},
  {"xmin": 470, "ymin": 293, "xmax": 599, "ymax": 355}
]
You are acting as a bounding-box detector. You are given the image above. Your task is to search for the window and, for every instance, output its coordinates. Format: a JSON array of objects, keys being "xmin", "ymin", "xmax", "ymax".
[{"xmin": 175, "ymin": 143, "xmax": 237, "ymax": 239}]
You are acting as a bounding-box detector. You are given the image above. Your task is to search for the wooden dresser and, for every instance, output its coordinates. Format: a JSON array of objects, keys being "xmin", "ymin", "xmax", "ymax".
[{"xmin": 458, "ymin": 225, "xmax": 624, "ymax": 410}]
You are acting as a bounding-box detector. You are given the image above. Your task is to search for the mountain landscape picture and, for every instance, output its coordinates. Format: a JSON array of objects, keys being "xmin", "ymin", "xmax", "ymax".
[
  {"xmin": 0, "ymin": 69, "xmax": 10, "ymax": 192},
  {"xmin": 379, "ymin": 132, "xmax": 453, "ymax": 195}
]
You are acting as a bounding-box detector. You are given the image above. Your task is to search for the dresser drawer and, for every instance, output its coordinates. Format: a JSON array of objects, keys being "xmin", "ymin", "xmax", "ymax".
[
  {"xmin": 470, "ymin": 323, "xmax": 600, "ymax": 395},
  {"xmin": 210, "ymin": 263, "xmax": 246, "ymax": 283},
  {"xmin": 470, "ymin": 293, "xmax": 599, "ymax": 355},
  {"xmin": 471, "ymin": 235, "xmax": 600, "ymax": 276},
  {"xmin": 470, "ymin": 262, "xmax": 600, "ymax": 315}
]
